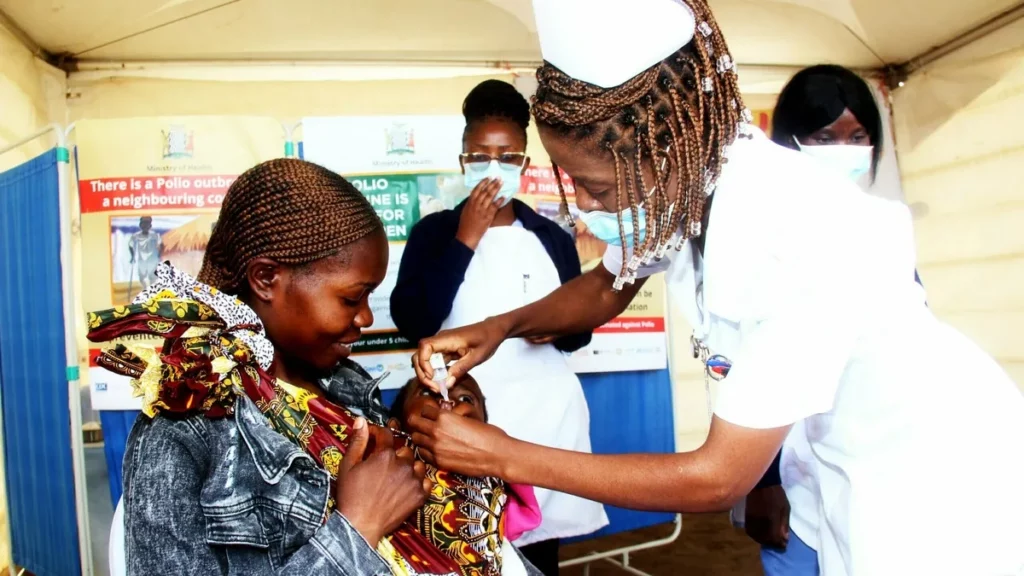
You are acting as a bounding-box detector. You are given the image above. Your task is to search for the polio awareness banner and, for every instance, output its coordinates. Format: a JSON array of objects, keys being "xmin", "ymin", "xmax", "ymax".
[
  {"xmin": 75, "ymin": 117, "xmax": 283, "ymax": 410},
  {"xmin": 302, "ymin": 116, "xmax": 466, "ymax": 390}
]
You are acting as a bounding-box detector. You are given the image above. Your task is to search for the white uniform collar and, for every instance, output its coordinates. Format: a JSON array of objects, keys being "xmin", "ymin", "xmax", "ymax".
[{"xmin": 669, "ymin": 125, "xmax": 766, "ymax": 339}]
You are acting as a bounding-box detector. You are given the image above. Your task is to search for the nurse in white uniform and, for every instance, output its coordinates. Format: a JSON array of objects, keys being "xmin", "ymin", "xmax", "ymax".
[
  {"xmin": 390, "ymin": 79, "xmax": 608, "ymax": 573},
  {"xmin": 407, "ymin": 1, "xmax": 1024, "ymax": 575}
]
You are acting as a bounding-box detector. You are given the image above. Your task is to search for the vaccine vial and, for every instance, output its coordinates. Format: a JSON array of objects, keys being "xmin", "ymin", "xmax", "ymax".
[{"xmin": 429, "ymin": 353, "xmax": 452, "ymax": 407}]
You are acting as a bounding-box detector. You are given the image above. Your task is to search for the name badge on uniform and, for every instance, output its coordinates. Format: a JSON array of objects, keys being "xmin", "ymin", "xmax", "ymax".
[{"xmin": 692, "ymin": 334, "xmax": 731, "ymax": 421}]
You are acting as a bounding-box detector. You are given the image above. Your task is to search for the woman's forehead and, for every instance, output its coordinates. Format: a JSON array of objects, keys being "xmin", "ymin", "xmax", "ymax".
[
  {"xmin": 304, "ymin": 237, "xmax": 386, "ymax": 287},
  {"xmin": 538, "ymin": 126, "xmax": 616, "ymax": 186},
  {"xmin": 465, "ymin": 118, "xmax": 525, "ymax": 149},
  {"xmin": 818, "ymin": 109, "xmax": 865, "ymax": 133}
]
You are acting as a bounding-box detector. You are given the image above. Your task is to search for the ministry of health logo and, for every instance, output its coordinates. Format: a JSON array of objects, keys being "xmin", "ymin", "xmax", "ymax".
[
  {"xmin": 385, "ymin": 123, "xmax": 415, "ymax": 155},
  {"xmin": 162, "ymin": 125, "xmax": 194, "ymax": 159}
]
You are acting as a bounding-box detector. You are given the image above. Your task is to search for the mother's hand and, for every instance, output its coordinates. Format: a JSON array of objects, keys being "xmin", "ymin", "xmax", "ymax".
[
  {"xmin": 407, "ymin": 404, "xmax": 511, "ymax": 479},
  {"xmin": 334, "ymin": 418, "xmax": 430, "ymax": 545}
]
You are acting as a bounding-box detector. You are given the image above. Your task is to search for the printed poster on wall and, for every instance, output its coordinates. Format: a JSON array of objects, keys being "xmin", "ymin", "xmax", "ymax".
[
  {"xmin": 302, "ymin": 115, "xmax": 669, "ymax": 390},
  {"xmin": 75, "ymin": 117, "xmax": 283, "ymax": 411},
  {"xmin": 301, "ymin": 116, "xmax": 466, "ymax": 391}
]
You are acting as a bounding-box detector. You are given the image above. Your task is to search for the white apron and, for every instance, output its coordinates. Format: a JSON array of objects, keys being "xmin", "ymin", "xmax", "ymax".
[{"xmin": 441, "ymin": 222, "xmax": 609, "ymax": 545}]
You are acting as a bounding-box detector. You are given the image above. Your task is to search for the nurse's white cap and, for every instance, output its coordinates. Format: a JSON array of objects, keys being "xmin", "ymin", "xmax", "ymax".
[{"xmin": 533, "ymin": 0, "xmax": 697, "ymax": 89}]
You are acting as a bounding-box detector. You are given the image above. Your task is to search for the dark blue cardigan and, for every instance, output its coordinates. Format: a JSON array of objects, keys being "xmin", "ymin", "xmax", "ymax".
[{"xmin": 390, "ymin": 199, "xmax": 592, "ymax": 353}]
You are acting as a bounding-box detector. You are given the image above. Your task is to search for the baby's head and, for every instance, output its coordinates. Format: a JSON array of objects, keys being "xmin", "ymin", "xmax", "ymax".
[{"xmin": 389, "ymin": 375, "xmax": 488, "ymax": 430}]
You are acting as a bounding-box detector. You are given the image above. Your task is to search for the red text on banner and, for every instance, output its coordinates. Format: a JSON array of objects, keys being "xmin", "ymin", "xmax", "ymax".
[{"xmin": 79, "ymin": 175, "xmax": 237, "ymax": 212}]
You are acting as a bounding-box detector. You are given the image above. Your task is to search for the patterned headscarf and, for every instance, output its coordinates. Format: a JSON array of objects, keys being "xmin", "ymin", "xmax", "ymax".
[{"xmin": 88, "ymin": 264, "xmax": 512, "ymax": 576}]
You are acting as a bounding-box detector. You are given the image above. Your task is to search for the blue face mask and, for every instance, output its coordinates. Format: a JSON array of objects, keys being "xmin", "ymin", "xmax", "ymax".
[
  {"xmin": 463, "ymin": 160, "xmax": 522, "ymax": 207},
  {"xmin": 577, "ymin": 205, "xmax": 647, "ymax": 247},
  {"xmin": 574, "ymin": 145, "xmax": 673, "ymax": 247}
]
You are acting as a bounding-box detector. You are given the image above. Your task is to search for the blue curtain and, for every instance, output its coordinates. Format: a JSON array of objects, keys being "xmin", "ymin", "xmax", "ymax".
[{"xmin": 0, "ymin": 149, "xmax": 81, "ymax": 576}]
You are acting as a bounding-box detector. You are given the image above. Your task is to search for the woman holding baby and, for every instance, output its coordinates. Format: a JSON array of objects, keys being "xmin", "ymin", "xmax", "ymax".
[{"xmin": 90, "ymin": 159, "xmax": 543, "ymax": 575}]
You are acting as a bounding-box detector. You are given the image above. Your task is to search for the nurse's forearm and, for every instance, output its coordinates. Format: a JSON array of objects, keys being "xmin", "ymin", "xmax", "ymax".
[
  {"xmin": 500, "ymin": 444, "xmax": 735, "ymax": 512},
  {"xmin": 497, "ymin": 418, "xmax": 789, "ymax": 513},
  {"xmin": 496, "ymin": 266, "xmax": 644, "ymax": 339}
]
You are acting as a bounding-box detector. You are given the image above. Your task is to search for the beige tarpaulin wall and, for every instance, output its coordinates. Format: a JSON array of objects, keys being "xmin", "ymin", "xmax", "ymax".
[
  {"xmin": 0, "ymin": 25, "xmax": 64, "ymax": 170},
  {"xmin": 67, "ymin": 75, "xmax": 513, "ymax": 123},
  {"xmin": 895, "ymin": 18, "xmax": 1024, "ymax": 391}
]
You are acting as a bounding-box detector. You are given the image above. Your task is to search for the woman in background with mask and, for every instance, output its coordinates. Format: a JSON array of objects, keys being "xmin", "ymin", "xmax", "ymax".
[
  {"xmin": 774, "ymin": 64, "xmax": 924, "ymax": 296},
  {"xmin": 391, "ymin": 79, "xmax": 608, "ymax": 575},
  {"xmin": 772, "ymin": 64, "xmax": 881, "ymax": 185}
]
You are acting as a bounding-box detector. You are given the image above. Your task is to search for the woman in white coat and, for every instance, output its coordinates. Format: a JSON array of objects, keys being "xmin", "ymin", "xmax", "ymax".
[
  {"xmin": 407, "ymin": 1, "xmax": 1024, "ymax": 574},
  {"xmin": 390, "ymin": 80, "xmax": 608, "ymax": 574}
]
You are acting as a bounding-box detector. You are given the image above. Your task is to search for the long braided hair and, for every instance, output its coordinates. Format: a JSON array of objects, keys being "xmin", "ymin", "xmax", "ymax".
[
  {"xmin": 198, "ymin": 158, "xmax": 383, "ymax": 294},
  {"xmin": 532, "ymin": 0, "xmax": 750, "ymax": 290}
]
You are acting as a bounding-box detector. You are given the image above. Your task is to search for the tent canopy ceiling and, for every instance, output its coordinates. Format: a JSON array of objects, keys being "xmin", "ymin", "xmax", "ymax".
[{"xmin": 0, "ymin": 0, "xmax": 1020, "ymax": 70}]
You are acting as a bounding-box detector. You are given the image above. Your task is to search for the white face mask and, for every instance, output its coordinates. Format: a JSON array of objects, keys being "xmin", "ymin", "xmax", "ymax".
[{"xmin": 794, "ymin": 138, "xmax": 873, "ymax": 183}]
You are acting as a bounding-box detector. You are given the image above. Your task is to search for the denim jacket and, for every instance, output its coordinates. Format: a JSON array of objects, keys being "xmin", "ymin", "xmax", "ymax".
[{"xmin": 121, "ymin": 359, "xmax": 541, "ymax": 575}]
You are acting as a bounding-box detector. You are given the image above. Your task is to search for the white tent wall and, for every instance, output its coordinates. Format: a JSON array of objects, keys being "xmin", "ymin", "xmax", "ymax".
[
  {"xmin": 63, "ymin": 73, "xmax": 553, "ymax": 177},
  {"xmin": 67, "ymin": 74, "xmax": 517, "ymax": 123},
  {"xmin": 63, "ymin": 72, "xmax": 782, "ymax": 157},
  {"xmin": 894, "ymin": 18, "xmax": 1024, "ymax": 393},
  {"xmin": 0, "ymin": 23, "xmax": 66, "ymax": 572}
]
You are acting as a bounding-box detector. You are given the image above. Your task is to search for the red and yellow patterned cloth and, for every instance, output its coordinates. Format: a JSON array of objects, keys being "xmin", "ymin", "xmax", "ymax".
[{"xmin": 87, "ymin": 264, "xmax": 513, "ymax": 576}]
